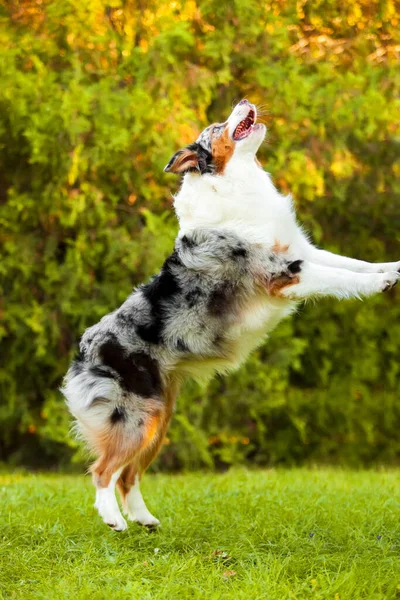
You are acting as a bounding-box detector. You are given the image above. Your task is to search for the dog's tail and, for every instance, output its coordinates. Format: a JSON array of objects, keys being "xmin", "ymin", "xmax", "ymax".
[
  {"xmin": 61, "ymin": 350, "xmax": 167, "ymax": 461},
  {"xmin": 61, "ymin": 361, "xmax": 121, "ymax": 424}
]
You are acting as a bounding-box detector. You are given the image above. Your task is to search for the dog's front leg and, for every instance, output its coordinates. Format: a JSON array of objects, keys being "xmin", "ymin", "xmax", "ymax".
[
  {"xmin": 273, "ymin": 261, "xmax": 399, "ymax": 300},
  {"xmin": 299, "ymin": 242, "xmax": 400, "ymax": 274}
]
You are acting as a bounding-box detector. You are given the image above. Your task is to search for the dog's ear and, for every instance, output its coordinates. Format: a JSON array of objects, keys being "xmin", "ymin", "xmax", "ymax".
[{"xmin": 164, "ymin": 145, "xmax": 200, "ymax": 174}]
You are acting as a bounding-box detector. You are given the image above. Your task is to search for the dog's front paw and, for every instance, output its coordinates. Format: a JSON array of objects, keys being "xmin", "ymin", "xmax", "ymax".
[
  {"xmin": 381, "ymin": 272, "xmax": 400, "ymax": 292},
  {"xmin": 268, "ymin": 260, "xmax": 302, "ymax": 297},
  {"xmin": 377, "ymin": 261, "xmax": 400, "ymax": 274},
  {"xmin": 392, "ymin": 260, "xmax": 400, "ymax": 273},
  {"xmin": 287, "ymin": 260, "xmax": 303, "ymax": 274}
]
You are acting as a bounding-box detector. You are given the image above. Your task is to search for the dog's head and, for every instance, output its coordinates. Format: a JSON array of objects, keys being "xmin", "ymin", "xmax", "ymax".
[{"xmin": 164, "ymin": 100, "xmax": 266, "ymax": 176}]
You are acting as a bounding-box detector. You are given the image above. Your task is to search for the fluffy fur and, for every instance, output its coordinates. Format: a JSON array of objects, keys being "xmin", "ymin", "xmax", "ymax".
[{"xmin": 62, "ymin": 100, "xmax": 399, "ymax": 531}]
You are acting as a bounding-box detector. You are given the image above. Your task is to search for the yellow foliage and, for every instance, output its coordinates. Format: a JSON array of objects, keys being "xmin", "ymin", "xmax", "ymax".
[{"xmin": 330, "ymin": 150, "xmax": 362, "ymax": 179}]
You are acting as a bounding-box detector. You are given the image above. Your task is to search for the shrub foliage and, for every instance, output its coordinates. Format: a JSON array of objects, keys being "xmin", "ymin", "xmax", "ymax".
[{"xmin": 1, "ymin": 0, "xmax": 399, "ymax": 468}]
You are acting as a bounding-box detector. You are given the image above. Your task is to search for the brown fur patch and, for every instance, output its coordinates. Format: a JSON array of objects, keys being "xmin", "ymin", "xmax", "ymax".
[
  {"xmin": 109, "ymin": 380, "xmax": 179, "ymax": 504},
  {"xmin": 268, "ymin": 274, "xmax": 300, "ymax": 297},
  {"xmin": 89, "ymin": 381, "xmax": 179, "ymax": 491},
  {"xmin": 166, "ymin": 148, "xmax": 199, "ymax": 173},
  {"xmin": 272, "ymin": 240, "xmax": 289, "ymax": 254},
  {"xmin": 255, "ymin": 157, "xmax": 263, "ymax": 169},
  {"xmin": 117, "ymin": 463, "xmax": 137, "ymax": 507},
  {"xmin": 255, "ymin": 268, "xmax": 300, "ymax": 298},
  {"xmin": 117, "ymin": 381, "xmax": 179, "ymax": 507},
  {"xmin": 211, "ymin": 128, "xmax": 235, "ymax": 174},
  {"xmin": 142, "ymin": 412, "xmax": 162, "ymax": 447},
  {"xmin": 137, "ymin": 380, "xmax": 178, "ymax": 474},
  {"xmin": 90, "ymin": 430, "xmax": 134, "ymax": 489}
]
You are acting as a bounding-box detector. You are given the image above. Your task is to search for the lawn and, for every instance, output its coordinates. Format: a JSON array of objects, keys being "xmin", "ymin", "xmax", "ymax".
[{"xmin": 1, "ymin": 468, "xmax": 400, "ymax": 599}]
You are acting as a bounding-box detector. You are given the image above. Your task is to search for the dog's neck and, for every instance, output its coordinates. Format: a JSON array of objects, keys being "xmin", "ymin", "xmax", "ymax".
[{"xmin": 174, "ymin": 154, "xmax": 295, "ymax": 244}]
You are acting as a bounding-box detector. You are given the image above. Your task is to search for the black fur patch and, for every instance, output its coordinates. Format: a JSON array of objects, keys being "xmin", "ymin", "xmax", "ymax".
[
  {"xmin": 99, "ymin": 339, "xmax": 162, "ymax": 397},
  {"xmin": 288, "ymin": 260, "xmax": 303, "ymax": 274},
  {"xmin": 186, "ymin": 142, "xmax": 214, "ymax": 175},
  {"xmin": 180, "ymin": 235, "xmax": 196, "ymax": 248},
  {"xmin": 137, "ymin": 252, "xmax": 182, "ymax": 345},
  {"xmin": 116, "ymin": 311, "xmax": 136, "ymax": 327},
  {"xmin": 185, "ymin": 287, "xmax": 204, "ymax": 308},
  {"xmin": 164, "ymin": 143, "xmax": 214, "ymax": 175},
  {"xmin": 110, "ymin": 407, "xmax": 126, "ymax": 424},
  {"xmin": 176, "ymin": 338, "xmax": 190, "ymax": 352},
  {"xmin": 213, "ymin": 333, "xmax": 225, "ymax": 347},
  {"xmin": 208, "ymin": 284, "xmax": 234, "ymax": 317},
  {"xmin": 135, "ymin": 322, "xmax": 163, "ymax": 345},
  {"xmin": 70, "ymin": 349, "xmax": 86, "ymax": 375},
  {"xmin": 231, "ymin": 246, "xmax": 248, "ymax": 259},
  {"xmin": 163, "ymin": 250, "xmax": 182, "ymax": 269},
  {"xmin": 89, "ymin": 365, "xmax": 116, "ymax": 379},
  {"xmin": 75, "ymin": 348, "xmax": 86, "ymax": 362}
]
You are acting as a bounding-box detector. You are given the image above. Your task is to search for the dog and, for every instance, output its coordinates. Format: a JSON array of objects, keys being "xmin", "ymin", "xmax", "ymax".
[{"xmin": 62, "ymin": 99, "xmax": 400, "ymax": 531}]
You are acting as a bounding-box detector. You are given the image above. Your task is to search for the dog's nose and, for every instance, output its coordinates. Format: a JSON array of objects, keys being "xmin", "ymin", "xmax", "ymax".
[{"xmin": 239, "ymin": 99, "xmax": 249, "ymax": 105}]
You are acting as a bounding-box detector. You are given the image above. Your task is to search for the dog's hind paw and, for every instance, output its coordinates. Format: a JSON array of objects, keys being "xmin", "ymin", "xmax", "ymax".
[
  {"xmin": 129, "ymin": 511, "xmax": 160, "ymax": 528},
  {"xmin": 95, "ymin": 493, "xmax": 128, "ymax": 532}
]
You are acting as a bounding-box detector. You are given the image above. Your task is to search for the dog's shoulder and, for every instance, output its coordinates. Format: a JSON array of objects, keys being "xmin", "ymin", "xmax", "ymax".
[{"xmin": 174, "ymin": 228, "xmax": 252, "ymax": 276}]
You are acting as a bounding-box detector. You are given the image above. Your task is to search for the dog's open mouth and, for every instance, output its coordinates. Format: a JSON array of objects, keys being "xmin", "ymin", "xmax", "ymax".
[{"xmin": 233, "ymin": 109, "xmax": 256, "ymax": 141}]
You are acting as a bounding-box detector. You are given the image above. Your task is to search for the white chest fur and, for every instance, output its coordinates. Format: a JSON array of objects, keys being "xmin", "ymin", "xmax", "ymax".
[
  {"xmin": 174, "ymin": 156, "xmax": 303, "ymax": 252},
  {"xmin": 173, "ymin": 158, "xmax": 303, "ymax": 375}
]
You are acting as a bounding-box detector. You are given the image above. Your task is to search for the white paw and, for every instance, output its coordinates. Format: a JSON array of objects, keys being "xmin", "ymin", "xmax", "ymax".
[
  {"xmin": 128, "ymin": 510, "xmax": 160, "ymax": 527},
  {"xmin": 107, "ymin": 515, "xmax": 128, "ymax": 532},
  {"xmin": 95, "ymin": 497, "xmax": 128, "ymax": 532},
  {"xmin": 376, "ymin": 261, "xmax": 400, "ymax": 273},
  {"xmin": 381, "ymin": 272, "xmax": 400, "ymax": 292}
]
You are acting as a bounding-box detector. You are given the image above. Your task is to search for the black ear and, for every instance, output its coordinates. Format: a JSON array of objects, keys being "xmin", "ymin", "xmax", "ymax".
[
  {"xmin": 164, "ymin": 143, "xmax": 213, "ymax": 175},
  {"xmin": 164, "ymin": 146, "xmax": 200, "ymax": 174}
]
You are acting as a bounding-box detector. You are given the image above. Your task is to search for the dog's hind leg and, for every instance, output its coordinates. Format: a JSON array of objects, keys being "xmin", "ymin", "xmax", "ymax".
[
  {"xmin": 118, "ymin": 464, "xmax": 160, "ymax": 527},
  {"xmin": 92, "ymin": 459, "xmax": 127, "ymax": 532},
  {"xmin": 116, "ymin": 409, "xmax": 173, "ymax": 527},
  {"xmin": 89, "ymin": 410, "xmax": 159, "ymax": 532},
  {"xmin": 117, "ymin": 383, "xmax": 177, "ymax": 527}
]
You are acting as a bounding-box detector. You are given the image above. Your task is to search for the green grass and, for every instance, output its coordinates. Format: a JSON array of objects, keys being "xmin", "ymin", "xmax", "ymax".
[{"xmin": 1, "ymin": 469, "xmax": 400, "ymax": 599}]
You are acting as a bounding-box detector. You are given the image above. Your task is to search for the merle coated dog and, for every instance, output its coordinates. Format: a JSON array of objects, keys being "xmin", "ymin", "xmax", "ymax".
[{"xmin": 62, "ymin": 100, "xmax": 399, "ymax": 531}]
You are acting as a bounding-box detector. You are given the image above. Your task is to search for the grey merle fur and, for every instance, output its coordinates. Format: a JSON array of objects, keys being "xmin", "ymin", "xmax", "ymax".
[{"xmin": 64, "ymin": 228, "xmax": 301, "ymax": 431}]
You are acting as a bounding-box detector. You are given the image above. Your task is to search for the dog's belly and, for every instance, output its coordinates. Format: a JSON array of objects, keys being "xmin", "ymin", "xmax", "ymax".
[
  {"xmin": 176, "ymin": 297, "xmax": 297, "ymax": 381},
  {"xmin": 223, "ymin": 296, "xmax": 297, "ymax": 367}
]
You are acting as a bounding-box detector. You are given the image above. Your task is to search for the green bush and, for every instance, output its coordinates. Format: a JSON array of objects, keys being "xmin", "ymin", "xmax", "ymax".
[{"xmin": 1, "ymin": 0, "xmax": 399, "ymax": 469}]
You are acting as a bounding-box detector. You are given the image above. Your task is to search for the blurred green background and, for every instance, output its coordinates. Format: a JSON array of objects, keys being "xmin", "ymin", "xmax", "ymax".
[{"xmin": 1, "ymin": 0, "xmax": 399, "ymax": 470}]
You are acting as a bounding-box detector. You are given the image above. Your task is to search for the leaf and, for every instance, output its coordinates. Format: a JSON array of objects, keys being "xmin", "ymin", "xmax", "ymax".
[{"xmin": 223, "ymin": 570, "xmax": 237, "ymax": 578}]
